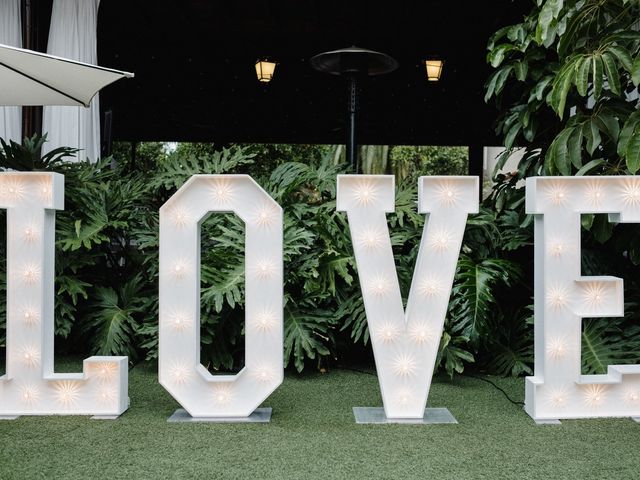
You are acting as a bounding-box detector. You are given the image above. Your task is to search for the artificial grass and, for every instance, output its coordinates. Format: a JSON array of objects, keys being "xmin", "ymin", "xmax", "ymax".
[{"xmin": 1, "ymin": 360, "xmax": 639, "ymax": 479}]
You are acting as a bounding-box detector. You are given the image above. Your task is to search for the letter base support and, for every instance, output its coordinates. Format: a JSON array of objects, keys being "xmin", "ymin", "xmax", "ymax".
[
  {"xmin": 167, "ymin": 407, "xmax": 272, "ymax": 423},
  {"xmin": 353, "ymin": 407, "xmax": 457, "ymax": 424}
]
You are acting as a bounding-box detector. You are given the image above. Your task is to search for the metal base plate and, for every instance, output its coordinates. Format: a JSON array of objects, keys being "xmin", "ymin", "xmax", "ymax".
[
  {"xmin": 167, "ymin": 407, "xmax": 272, "ymax": 423},
  {"xmin": 534, "ymin": 418, "xmax": 562, "ymax": 425},
  {"xmin": 632, "ymin": 417, "xmax": 640, "ymax": 423},
  {"xmin": 91, "ymin": 415, "xmax": 120, "ymax": 420},
  {"xmin": 353, "ymin": 407, "xmax": 457, "ymax": 424},
  {"xmin": 0, "ymin": 415, "xmax": 20, "ymax": 420}
]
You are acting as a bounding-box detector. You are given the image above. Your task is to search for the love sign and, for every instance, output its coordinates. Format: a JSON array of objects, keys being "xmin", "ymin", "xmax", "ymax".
[{"xmin": 0, "ymin": 172, "xmax": 639, "ymax": 424}]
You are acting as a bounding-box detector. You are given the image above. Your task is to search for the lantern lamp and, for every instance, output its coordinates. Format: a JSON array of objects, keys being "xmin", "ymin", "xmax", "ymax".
[
  {"xmin": 424, "ymin": 58, "xmax": 444, "ymax": 82},
  {"xmin": 255, "ymin": 58, "xmax": 276, "ymax": 83}
]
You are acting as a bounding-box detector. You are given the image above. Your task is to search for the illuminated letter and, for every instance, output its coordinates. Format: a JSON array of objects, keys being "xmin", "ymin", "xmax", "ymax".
[
  {"xmin": 0, "ymin": 173, "xmax": 128, "ymax": 418},
  {"xmin": 159, "ymin": 175, "xmax": 283, "ymax": 419},
  {"xmin": 337, "ymin": 175, "xmax": 478, "ymax": 420},
  {"xmin": 526, "ymin": 176, "xmax": 640, "ymax": 422}
]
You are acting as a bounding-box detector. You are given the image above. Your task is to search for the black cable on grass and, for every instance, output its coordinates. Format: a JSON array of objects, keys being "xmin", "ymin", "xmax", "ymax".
[
  {"xmin": 336, "ymin": 367, "xmax": 525, "ymax": 407},
  {"xmin": 463, "ymin": 373, "xmax": 525, "ymax": 407}
]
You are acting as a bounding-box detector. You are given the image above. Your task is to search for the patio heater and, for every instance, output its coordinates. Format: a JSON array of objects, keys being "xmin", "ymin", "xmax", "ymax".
[{"xmin": 310, "ymin": 46, "xmax": 398, "ymax": 173}]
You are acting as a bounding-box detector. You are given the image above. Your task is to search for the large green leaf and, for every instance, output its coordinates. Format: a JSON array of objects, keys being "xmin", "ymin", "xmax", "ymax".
[{"xmin": 626, "ymin": 125, "xmax": 640, "ymax": 174}]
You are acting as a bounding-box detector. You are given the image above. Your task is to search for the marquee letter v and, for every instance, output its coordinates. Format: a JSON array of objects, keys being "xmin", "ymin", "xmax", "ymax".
[{"xmin": 337, "ymin": 175, "xmax": 478, "ymax": 419}]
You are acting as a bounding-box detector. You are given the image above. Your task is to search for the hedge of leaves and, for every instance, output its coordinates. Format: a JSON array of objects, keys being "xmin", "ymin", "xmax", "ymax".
[{"xmin": 0, "ymin": 137, "xmax": 538, "ymax": 376}]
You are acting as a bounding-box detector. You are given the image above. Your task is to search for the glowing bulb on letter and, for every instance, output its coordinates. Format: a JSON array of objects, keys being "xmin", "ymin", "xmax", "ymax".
[
  {"xmin": 377, "ymin": 322, "xmax": 400, "ymax": 344},
  {"xmin": 92, "ymin": 362, "xmax": 118, "ymax": 383},
  {"xmin": 254, "ymin": 204, "xmax": 278, "ymax": 228},
  {"xmin": 209, "ymin": 179, "xmax": 234, "ymax": 205},
  {"xmin": 254, "ymin": 258, "xmax": 276, "ymax": 279},
  {"xmin": 358, "ymin": 228, "xmax": 385, "ymax": 250},
  {"xmin": 547, "ymin": 337, "xmax": 568, "ymax": 360},
  {"xmin": 409, "ymin": 322, "xmax": 433, "ymax": 345},
  {"xmin": 352, "ymin": 181, "xmax": 377, "ymax": 206},
  {"xmin": 546, "ymin": 285, "xmax": 569, "ymax": 310},
  {"xmin": 392, "ymin": 354, "xmax": 417, "ymax": 377},
  {"xmin": 435, "ymin": 181, "xmax": 458, "ymax": 206},
  {"xmin": 22, "ymin": 307, "xmax": 39, "ymax": 326},
  {"xmin": 369, "ymin": 274, "xmax": 391, "ymax": 297},
  {"xmin": 22, "ymin": 225, "xmax": 38, "ymax": 243},
  {"xmin": 621, "ymin": 179, "xmax": 640, "ymax": 206},
  {"xmin": 254, "ymin": 309, "xmax": 277, "ymax": 332},
  {"xmin": 429, "ymin": 229, "xmax": 452, "ymax": 252},
  {"xmin": 583, "ymin": 384, "xmax": 607, "ymax": 407},
  {"xmin": 168, "ymin": 206, "xmax": 191, "ymax": 228},
  {"xmin": 169, "ymin": 362, "xmax": 192, "ymax": 385},
  {"xmin": 211, "ymin": 384, "xmax": 233, "ymax": 405},
  {"xmin": 582, "ymin": 282, "xmax": 607, "ymax": 310},
  {"xmin": 53, "ymin": 381, "xmax": 81, "ymax": 407},
  {"xmin": 20, "ymin": 383, "xmax": 40, "ymax": 406},
  {"xmin": 22, "ymin": 264, "xmax": 40, "ymax": 285},
  {"xmin": 20, "ymin": 345, "xmax": 39, "ymax": 368}
]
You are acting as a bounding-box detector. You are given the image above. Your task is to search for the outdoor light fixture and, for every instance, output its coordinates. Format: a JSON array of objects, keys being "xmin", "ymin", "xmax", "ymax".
[
  {"xmin": 255, "ymin": 59, "xmax": 276, "ymax": 83},
  {"xmin": 424, "ymin": 58, "xmax": 444, "ymax": 81}
]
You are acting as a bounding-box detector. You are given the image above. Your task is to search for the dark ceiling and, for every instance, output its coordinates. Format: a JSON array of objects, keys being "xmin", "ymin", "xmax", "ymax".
[{"xmin": 93, "ymin": 1, "xmax": 530, "ymax": 146}]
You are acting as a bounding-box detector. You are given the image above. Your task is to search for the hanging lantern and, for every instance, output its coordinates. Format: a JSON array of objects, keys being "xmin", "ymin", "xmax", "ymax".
[
  {"xmin": 424, "ymin": 58, "xmax": 444, "ymax": 82},
  {"xmin": 255, "ymin": 59, "xmax": 276, "ymax": 83}
]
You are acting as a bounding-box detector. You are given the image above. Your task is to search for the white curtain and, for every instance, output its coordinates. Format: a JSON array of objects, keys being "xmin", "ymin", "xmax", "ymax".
[
  {"xmin": 42, "ymin": 0, "xmax": 101, "ymax": 162},
  {"xmin": 0, "ymin": 0, "xmax": 22, "ymax": 144}
]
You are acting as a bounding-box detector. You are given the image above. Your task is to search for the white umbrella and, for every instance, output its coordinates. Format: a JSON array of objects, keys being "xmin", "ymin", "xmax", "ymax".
[{"xmin": 0, "ymin": 43, "xmax": 133, "ymax": 107}]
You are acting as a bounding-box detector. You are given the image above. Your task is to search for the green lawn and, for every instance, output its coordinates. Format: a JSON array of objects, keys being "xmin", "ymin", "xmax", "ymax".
[{"xmin": 1, "ymin": 360, "xmax": 639, "ymax": 479}]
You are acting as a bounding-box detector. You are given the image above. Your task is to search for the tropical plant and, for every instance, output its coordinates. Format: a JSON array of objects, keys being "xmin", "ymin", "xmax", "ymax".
[{"xmin": 485, "ymin": 0, "xmax": 640, "ymax": 373}]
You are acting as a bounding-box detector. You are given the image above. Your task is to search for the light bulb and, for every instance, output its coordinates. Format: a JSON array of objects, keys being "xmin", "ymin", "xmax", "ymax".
[
  {"xmin": 168, "ymin": 311, "xmax": 191, "ymax": 332},
  {"xmin": 21, "ymin": 264, "xmax": 40, "ymax": 285},
  {"xmin": 20, "ymin": 345, "xmax": 39, "ymax": 368},
  {"xmin": 428, "ymin": 229, "xmax": 452, "ymax": 252},
  {"xmin": 583, "ymin": 384, "xmax": 606, "ymax": 407},
  {"xmin": 369, "ymin": 274, "xmax": 391, "ymax": 297},
  {"xmin": 418, "ymin": 276, "xmax": 443, "ymax": 298},
  {"xmin": 4, "ymin": 179, "xmax": 25, "ymax": 201},
  {"xmin": 209, "ymin": 179, "xmax": 234, "ymax": 205},
  {"xmin": 392, "ymin": 354, "xmax": 417, "ymax": 377},
  {"xmin": 409, "ymin": 322, "xmax": 433, "ymax": 345},
  {"xmin": 582, "ymin": 282, "xmax": 607, "ymax": 310},
  {"xmin": 53, "ymin": 380, "xmax": 81, "ymax": 406},
  {"xmin": 253, "ymin": 365, "xmax": 276, "ymax": 384},
  {"xmin": 96, "ymin": 386, "xmax": 117, "ymax": 405},
  {"xmin": 358, "ymin": 228, "xmax": 385, "ymax": 251},
  {"xmin": 435, "ymin": 181, "xmax": 458, "ymax": 206},
  {"xmin": 170, "ymin": 259, "xmax": 189, "ymax": 279},
  {"xmin": 22, "ymin": 307, "xmax": 39, "ymax": 326},
  {"xmin": 376, "ymin": 322, "xmax": 400, "ymax": 344},
  {"xmin": 38, "ymin": 180, "xmax": 52, "ymax": 201},
  {"xmin": 254, "ymin": 203, "xmax": 278, "ymax": 228},
  {"xmin": 621, "ymin": 179, "xmax": 640, "ymax": 206},
  {"xmin": 254, "ymin": 258, "xmax": 276, "ymax": 279},
  {"xmin": 585, "ymin": 181, "xmax": 604, "ymax": 207},
  {"xmin": 168, "ymin": 206, "xmax": 191, "ymax": 228},
  {"xmin": 352, "ymin": 181, "xmax": 377, "ymax": 206},
  {"xmin": 254, "ymin": 309, "xmax": 277, "ymax": 332},
  {"xmin": 395, "ymin": 388, "xmax": 415, "ymax": 407},
  {"xmin": 546, "ymin": 285, "xmax": 569, "ymax": 310},
  {"xmin": 547, "ymin": 337, "xmax": 568, "ymax": 360},
  {"xmin": 169, "ymin": 362, "xmax": 192, "ymax": 385},
  {"xmin": 211, "ymin": 384, "xmax": 233, "ymax": 406},
  {"xmin": 92, "ymin": 362, "xmax": 118, "ymax": 383},
  {"xmin": 545, "ymin": 182, "xmax": 569, "ymax": 206},
  {"xmin": 22, "ymin": 225, "xmax": 38, "ymax": 243},
  {"xmin": 20, "ymin": 383, "xmax": 40, "ymax": 406}
]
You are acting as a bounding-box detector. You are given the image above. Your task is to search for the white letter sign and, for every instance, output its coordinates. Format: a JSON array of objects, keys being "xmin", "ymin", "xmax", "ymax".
[
  {"xmin": 525, "ymin": 176, "xmax": 640, "ymax": 421},
  {"xmin": 0, "ymin": 173, "xmax": 128, "ymax": 418},
  {"xmin": 159, "ymin": 175, "xmax": 283, "ymax": 419},
  {"xmin": 337, "ymin": 175, "xmax": 478, "ymax": 420}
]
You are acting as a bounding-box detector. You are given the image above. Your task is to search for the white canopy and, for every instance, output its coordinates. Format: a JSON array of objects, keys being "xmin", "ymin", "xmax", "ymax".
[{"xmin": 0, "ymin": 42, "xmax": 133, "ymax": 107}]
